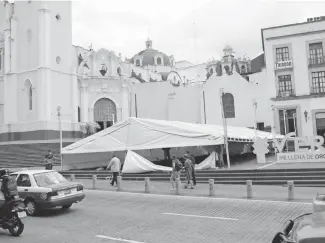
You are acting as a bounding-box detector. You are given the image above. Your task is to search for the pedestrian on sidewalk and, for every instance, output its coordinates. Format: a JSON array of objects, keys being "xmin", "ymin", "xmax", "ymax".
[
  {"xmin": 184, "ymin": 154, "xmax": 194, "ymax": 189},
  {"xmin": 170, "ymin": 156, "xmax": 182, "ymax": 191},
  {"xmin": 186, "ymin": 151, "xmax": 196, "ymax": 186},
  {"xmin": 106, "ymin": 153, "xmax": 121, "ymax": 187},
  {"xmin": 44, "ymin": 149, "xmax": 55, "ymax": 170}
]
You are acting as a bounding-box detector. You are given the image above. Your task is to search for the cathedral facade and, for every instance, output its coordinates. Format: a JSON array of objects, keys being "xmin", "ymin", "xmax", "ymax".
[{"xmin": 0, "ymin": 0, "xmax": 271, "ymax": 145}]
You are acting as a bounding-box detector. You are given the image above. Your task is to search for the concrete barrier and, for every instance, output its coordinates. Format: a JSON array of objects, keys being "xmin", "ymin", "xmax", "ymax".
[
  {"xmin": 117, "ymin": 176, "xmax": 122, "ymax": 191},
  {"xmin": 246, "ymin": 180, "xmax": 253, "ymax": 199},
  {"xmin": 145, "ymin": 177, "xmax": 150, "ymax": 193},
  {"xmin": 209, "ymin": 179, "xmax": 215, "ymax": 197},
  {"xmin": 70, "ymin": 174, "xmax": 75, "ymax": 181},
  {"xmin": 92, "ymin": 175, "xmax": 97, "ymax": 190},
  {"xmin": 175, "ymin": 178, "xmax": 181, "ymax": 195},
  {"xmin": 288, "ymin": 181, "xmax": 294, "ymax": 200}
]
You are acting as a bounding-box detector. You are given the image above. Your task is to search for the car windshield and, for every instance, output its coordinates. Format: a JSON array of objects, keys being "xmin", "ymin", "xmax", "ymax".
[{"xmin": 33, "ymin": 172, "xmax": 67, "ymax": 187}]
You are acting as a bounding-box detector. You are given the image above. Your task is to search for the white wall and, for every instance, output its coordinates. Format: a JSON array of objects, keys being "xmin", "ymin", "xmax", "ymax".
[{"xmin": 204, "ymin": 72, "xmax": 272, "ymax": 129}]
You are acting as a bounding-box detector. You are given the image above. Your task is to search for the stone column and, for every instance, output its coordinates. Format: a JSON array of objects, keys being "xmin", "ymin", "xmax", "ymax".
[
  {"xmin": 37, "ymin": 5, "xmax": 51, "ymax": 121},
  {"xmin": 80, "ymin": 84, "xmax": 89, "ymax": 122}
]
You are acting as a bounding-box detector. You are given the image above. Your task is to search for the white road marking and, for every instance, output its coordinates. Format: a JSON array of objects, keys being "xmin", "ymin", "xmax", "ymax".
[
  {"xmin": 96, "ymin": 235, "xmax": 147, "ymax": 243},
  {"xmin": 85, "ymin": 189, "xmax": 313, "ymax": 205},
  {"xmin": 163, "ymin": 212, "xmax": 239, "ymax": 221}
]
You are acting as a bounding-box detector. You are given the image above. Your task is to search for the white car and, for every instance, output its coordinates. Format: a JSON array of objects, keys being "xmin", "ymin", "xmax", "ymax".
[
  {"xmin": 313, "ymin": 194, "xmax": 325, "ymax": 213},
  {"xmin": 10, "ymin": 170, "xmax": 85, "ymax": 216}
]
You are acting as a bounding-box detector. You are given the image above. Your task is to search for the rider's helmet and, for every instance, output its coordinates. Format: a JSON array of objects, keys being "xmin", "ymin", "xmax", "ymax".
[{"xmin": 0, "ymin": 169, "xmax": 9, "ymax": 178}]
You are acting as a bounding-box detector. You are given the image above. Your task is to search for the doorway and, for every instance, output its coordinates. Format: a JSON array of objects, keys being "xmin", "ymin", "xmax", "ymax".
[
  {"xmin": 315, "ymin": 112, "xmax": 325, "ymax": 141},
  {"xmin": 94, "ymin": 98, "xmax": 117, "ymax": 132}
]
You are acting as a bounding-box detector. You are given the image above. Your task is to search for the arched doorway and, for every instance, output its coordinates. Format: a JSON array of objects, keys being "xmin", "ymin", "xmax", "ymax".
[{"xmin": 94, "ymin": 98, "xmax": 117, "ymax": 132}]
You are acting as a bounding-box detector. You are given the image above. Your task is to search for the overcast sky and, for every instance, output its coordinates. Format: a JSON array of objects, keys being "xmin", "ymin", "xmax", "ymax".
[{"xmin": 72, "ymin": 0, "xmax": 325, "ymax": 64}]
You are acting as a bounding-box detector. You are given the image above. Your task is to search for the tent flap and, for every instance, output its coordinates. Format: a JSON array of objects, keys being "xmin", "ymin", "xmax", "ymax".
[{"xmin": 122, "ymin": 150, "xmax": 172, "ymax": 173}]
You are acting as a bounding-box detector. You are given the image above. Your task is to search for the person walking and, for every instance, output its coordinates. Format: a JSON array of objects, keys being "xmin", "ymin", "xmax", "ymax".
[
  {"xmin": 186, "ymin": 151, "xmax": 196, "ymax": 186},
  {"xmin": 170, "ymin": 156, "xmax": 182, "ymax": 191},
  {"xmin": 107, "ymin": 153, "xmax": 121, "ymax": 187},
  {"xmin": 184, "ymin": 154, "xmax": 194, "ymax": 189}
]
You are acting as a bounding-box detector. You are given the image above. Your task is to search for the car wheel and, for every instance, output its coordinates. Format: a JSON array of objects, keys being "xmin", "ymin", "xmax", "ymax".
[
  {"xmin": 25, "ymin": 200, "xmax": 37, "ymax": 216},
  {"xmin": 62, "ymin": 204, "xmax": 72, "ymax": 209}
]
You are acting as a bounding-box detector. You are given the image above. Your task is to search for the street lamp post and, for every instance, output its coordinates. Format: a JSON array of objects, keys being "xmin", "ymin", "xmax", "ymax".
[
  {"xmin": 219, "ymin": 88, "xmax": 231, "ymax": 169},
  {"xmin": 57, "ymin": 106, "xmax": 63, "ymax": 171},
  {"xmin": 253, "ymin": 99, "xmax": 257, "ymax": 137}
]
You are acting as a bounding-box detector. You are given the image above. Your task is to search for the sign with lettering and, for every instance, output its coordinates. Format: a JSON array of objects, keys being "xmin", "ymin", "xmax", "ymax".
[
  {"xmin": 274, "ymin": 133, "xmax": 325, "ymax": 163},
  {"xmin": 277, "ymin": 152, "xmax": 325, "ymax": 163},
  {"xmin": 307, "ymin": 16, "xmax": 325, "ymax": 23},
  {"xmin": 275, "ymin": 60, "xmax": 293, "ymax": 70}
]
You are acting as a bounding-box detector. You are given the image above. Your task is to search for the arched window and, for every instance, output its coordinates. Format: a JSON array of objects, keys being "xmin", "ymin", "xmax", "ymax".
[
  {"xmin": 117, "ymin": 67, "xmax": 122, "ymax": 76},
  {"xmin": 222, "ymin": 93, "xmax": 235, "ymax": 118},
  {"xmin": 241, "ymin": 65, "xmax": 246, "ymax": 74},
  {"xmin": 78, "ymin": 106, "xmax": 81, "ymax": 122},
  {"xmin": 24, "ymin": 80, "xmax": 33, "ymax": 111},
  {"xmin": 157, "ymin": 57, "xmax": 162, "ymax": 65},
  {"xmin": 136, "ymin": 59, "xmax": 141, "ymax": 66},
  {"xmin": 29, "ymin": 86, "xmax": 33, "ymax": 110}
]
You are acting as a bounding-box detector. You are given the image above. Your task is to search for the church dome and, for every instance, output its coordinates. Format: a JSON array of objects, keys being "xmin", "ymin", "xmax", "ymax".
[{"xmin": 130, "ymin": 39, "xmax": 173, "ymax": 67}]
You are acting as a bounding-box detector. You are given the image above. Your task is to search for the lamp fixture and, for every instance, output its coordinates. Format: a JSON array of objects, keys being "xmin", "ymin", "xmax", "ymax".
[{"xmin": 304, "ymin": 110, "xmax": 308, "ymax": 122}]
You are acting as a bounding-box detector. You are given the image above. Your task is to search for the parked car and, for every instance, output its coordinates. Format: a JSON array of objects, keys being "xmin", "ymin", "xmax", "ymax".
[
  {"xmin": 10, "ymin": 170, "xmax": 85, "ymax": 216},
  {"xmin": 272, "ymin": 212, "xmax": 325, "ymax": 243},
  {"xmin": 313, "ymin": 194, "xmax": 325, "ymax": 213}
]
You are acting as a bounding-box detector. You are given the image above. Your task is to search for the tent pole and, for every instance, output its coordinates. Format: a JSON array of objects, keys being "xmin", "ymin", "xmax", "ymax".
[{"xmin": 219, "ymin": 88, "xmax": 230, "ymax": 169}]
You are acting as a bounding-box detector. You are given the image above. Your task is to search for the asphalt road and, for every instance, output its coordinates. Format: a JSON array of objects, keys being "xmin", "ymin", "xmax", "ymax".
[{"xmin": 0, "ymin": 190, "xmax": 313, "ymax": 243}]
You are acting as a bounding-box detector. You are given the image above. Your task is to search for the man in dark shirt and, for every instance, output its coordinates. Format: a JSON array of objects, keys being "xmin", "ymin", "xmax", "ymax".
[
  {"xmin": 44, "ymin": 149, "xmax": 55, "ymax": 170},
  {"xmin": 186, "ymin": 151, "xmax": 196, "ymax": 186}
]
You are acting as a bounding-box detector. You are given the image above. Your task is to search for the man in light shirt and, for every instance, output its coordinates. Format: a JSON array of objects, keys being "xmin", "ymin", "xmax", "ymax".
[{"xmin": 107, "ymin": 153, "xmax": 121, "ymax": 187}]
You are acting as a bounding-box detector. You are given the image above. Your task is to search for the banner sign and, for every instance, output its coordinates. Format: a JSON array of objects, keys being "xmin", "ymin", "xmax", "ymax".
[
  {"xmin": 277, "ymin": 151, "xmax": 325, "ymax": 163},
  {"xmin": 274, "ymin": 132, "xmax": 325, "ymax": 163}
]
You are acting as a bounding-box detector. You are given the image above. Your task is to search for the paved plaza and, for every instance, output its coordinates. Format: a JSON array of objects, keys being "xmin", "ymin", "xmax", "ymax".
[{"xmin": 0, "ymin": 188, "xmax": 315, "ymax": 243}]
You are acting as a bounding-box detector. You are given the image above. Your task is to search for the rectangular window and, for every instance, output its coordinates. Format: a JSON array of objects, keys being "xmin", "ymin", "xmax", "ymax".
[
  {"xmin": 278, "ymin": 109, "xmax": 297, "ymax": 135},
  {"xmin": 315, "ymin": 112, "xmax": 325, "ymax": 141},
  {"xmin": 309, "ymin": 42, "xmax": 324, "ymax": 65},
  {"xmin": 311, "ymin": 71, "xmax": 325, "ymax": 94},
  {"xmin": 278, "ymin": 75, "xmax": 293, "ymax": 95},
  {"xmin": 257, "ymin": 122, "xmax": 265, "ymax": 131},
  {"xmin": 276, "ymin": 47, "xmax": 290, "ymax": 62}
]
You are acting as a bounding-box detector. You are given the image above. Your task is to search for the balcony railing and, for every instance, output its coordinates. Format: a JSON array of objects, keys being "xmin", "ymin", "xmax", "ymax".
[
  {"xmin": 308, "ymin": 56, "xmax": 325, "ymax": 67},
  {"xmin": 274, "ymin": 60, "xmax": 293, "ymax": 70},
  {"xmin": 277, "ymin": 89, "xmax": 295, "ymax": 98}
]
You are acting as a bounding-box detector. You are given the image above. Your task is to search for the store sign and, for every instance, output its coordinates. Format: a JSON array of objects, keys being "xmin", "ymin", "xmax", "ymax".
[
  {"xmin": 274, "ymin": 132, "xmax": 325, "ymax": 163},
  {"xmin": 275, "ymin": 60, "xmax": 293, "ymax": 70}
]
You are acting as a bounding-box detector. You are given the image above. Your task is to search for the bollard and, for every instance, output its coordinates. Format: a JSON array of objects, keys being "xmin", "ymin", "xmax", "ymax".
[
  {"xmin": 246, "ymin": 180, "xmax": 253, "ymax": 199},
  {"xmin": 209, "ymin": 179, "xmax": 215, "ymax": 197},
  {"xmin": 175, "ymin": 178, "xmax": 181, "ymax": 195},
  {"xmin": 70, "ymin": 174, "xmax": 75, "ymax": 181},
  {"xmin": 92, "ymin": 175, "xmax": 97, "ymax": 190},
  {"xmin": 288, "ymin": 181, "xmax": 294, "ymax": 201},
  {"xmin": 145, "ymin": 177, "xmax": 150, "ymax": 193},
  {"xmin": 117, "ymin": 176, "xmax": 122, "ymax": 191}
]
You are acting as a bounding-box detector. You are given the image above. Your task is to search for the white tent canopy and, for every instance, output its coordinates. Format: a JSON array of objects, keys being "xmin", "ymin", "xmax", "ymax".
[{"xmin": 62, "ymin": 117, "xmax": 282, "ymax": 155}]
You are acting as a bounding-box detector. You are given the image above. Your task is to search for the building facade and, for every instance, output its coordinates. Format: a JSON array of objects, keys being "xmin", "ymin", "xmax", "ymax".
[
  {"xmin": 262, "ymin": 17, "xmax": 325, "ymax": 140},
  {"xmin": 0, "ymin": 0, "xmax": 270, "ymax": 145}
]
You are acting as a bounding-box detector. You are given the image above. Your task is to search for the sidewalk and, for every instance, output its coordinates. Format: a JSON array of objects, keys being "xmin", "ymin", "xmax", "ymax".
[{"xmin": 77, "ymin": 178, "xmax": 325, "ymax": 203}]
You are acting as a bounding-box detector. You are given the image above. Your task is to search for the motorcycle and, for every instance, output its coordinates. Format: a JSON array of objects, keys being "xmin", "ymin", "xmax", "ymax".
[{"xmin": 0, "ymin": 196, "xmax": 27, "ymax": 237}]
